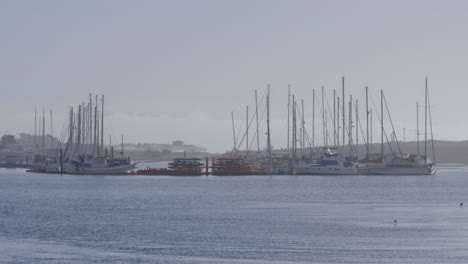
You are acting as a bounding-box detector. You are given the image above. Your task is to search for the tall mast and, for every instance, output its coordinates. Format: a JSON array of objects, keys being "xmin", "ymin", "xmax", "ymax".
[
  {"xmin": 96, "ymin": 110, "xmax": 100, "ymax": 155},
  {"xmin": 121, "ymin": 134, "xmax": 124, "ymax": 159},
  {"xmin": 333, "ymin": 89, "xmax": 336, "ymax": 146},
  {"xmin": 301, "ymin": 99, "xmax": 305, "ymax": 152},
  {"xmin": 50, "ymin": 109, "xmax": 53, "ymax": 150},
  {"xmin": 416, "ymin": 101, "xmax": 419, "ymax": 155},
  {"xmin": 337, "ymin": 96, "xmax": 340, "ymax": 147},
  {"xmin": 312, "ymin": 89, "xmax": 315, "ymax": 150},
  {"xmin": 255, "ymin": 89, "xmax": 260, "ymax": 152},
  {"xmin": 342, "ymin": 77, "xmax": 345, "ymax": 151},
  {"xmin": 348, "ymin": 95, "xmax": 352, "ymax": 155},
  {"xmin": 366, "ymin": 87, "xmax": 369, "ymax": 155},
  {"xmin": 299, "ymin": 99, "xmax": 303, "ymax": 152},
  {"xmin": 246, "ymin": 105, "xmax": 249, "ymax": 154},
  {"xmin": 82, "ymin": 103, "xmax": 85, "ymax": 152},
  {"xmin": 380, "ymin": 90, "xmax": 384, "ymax": 162},
  {"xmin": 34, "ymin": 108, "xmax": 37, "ymax": 151},
  {"xmin": 292, "ymin": 95, "xmax": 297, "ymax": 163},
  {"xmin": 370, "ymin": 109, "xmax": 373, "ymax": 152},
  {"xmin": 89, "ymin": 94, "xmax": 92, "ymax": 155},
  {"xmin": 266, "ymin": 84, "xmax": 272, "ymax": 168},
  {"xmin": 94, "ymin": 95, "xmax": 98, "ymax": 155},
  {"xmin": 101, "ymin": 95, "xmax": 104, "ymax": 155},
  {"xmin": 287, "ymin": 86, "xmax": 290, "ymax": 158},
  {"xmin": 83, "ymin": 104, "xmax": 87, "ymax": 154},
  {"xmin": 42, "ymin": 108, "xmax": 45, "ymax": 153},
  {"xmin": 287, "ymin": 87, "xmax": 291, "ymax": 169},
  {"xmin": 322, "ymin": 86, "xmax": 325, "ymax": 147},
  {"xmin": 355, "ymin": 99, "xmax": 358, "ymax": 152},
  {"xmin": 69, "ymin": 107, "xmax": 74, "ymax": 152},
  {"xmin": 424, "ymin": 78, "xmax": 428, "ymax": 164},
  {"xmin": 231, "ymin": 112, "xmax": 237, "ymax": 155},
  {"xmin": 77, "ymin": 105, "xmax": 81, "ymax": 153}
]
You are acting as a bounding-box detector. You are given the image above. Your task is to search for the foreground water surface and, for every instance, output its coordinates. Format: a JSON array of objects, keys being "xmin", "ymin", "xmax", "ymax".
[{"xmin": 1, "ymin": 167, "xmax": 468, "ymax": 263}]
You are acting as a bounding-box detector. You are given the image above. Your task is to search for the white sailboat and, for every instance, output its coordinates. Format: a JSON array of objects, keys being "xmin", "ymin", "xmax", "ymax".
[{"xmin": 363, "ymin": 81, "xmax": 436, "ymax": 175}]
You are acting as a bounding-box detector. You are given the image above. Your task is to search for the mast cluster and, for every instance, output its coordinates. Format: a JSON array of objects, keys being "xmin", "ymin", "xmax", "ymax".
[
  {"xmin": 54, "ymin": 94, "xmax": 106, "ymax": 159},
  {"xmin": 229, "ymin": 77, "xmax": 436, "ymax": 168}
]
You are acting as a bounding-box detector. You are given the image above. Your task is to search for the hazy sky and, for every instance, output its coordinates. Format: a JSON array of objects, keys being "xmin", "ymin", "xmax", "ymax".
[{"xmin": 1, "ymin": 0, "xmax": 468, "ymax": 152}]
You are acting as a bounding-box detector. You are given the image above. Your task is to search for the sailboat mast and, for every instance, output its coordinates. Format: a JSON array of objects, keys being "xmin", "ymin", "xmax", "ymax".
[
  {"xmin": 380, "ymin": 90, "xmax": 384, "ymax": 163},
  {"xmin": 95, "ymin": 95, "xmax": 99, "ymax": 155},
  {"xmin": 89, "ymin": 94, "xmax": 92, "ymax": 155},
  {"xmin": 312, "ymin": 89, "xmax": 315, "ymax": 150},
  {"xmin": 342, "ymin": 77, "xmax": 345, "ymax": 151},
  {"xmin": 266, "ymin": 84, "xmax": 272, "ymax": 168},
  {"xmin": 246, "ymin": 105, "xmax": 249, "ymax": 154},
  {"xmin": 424, "ymin": 78, "xmax": 428, "ymax": 164},
  {"xmin": 255, "ymin": 89, "xmax": 260, "ymax": 152},
  {"xmin": 121, "ymin": 134, "xmax": 124, "ymax": 159},
  {"xmin": 81, "ymin": 103, "xmax": 85, "ymax": 152},
  {"xmin": 370, "ymin": 109, "xmax": 373, "ymax": 152},
  {"xmin": 231, "ymin": 112, "xmax": 237, "ymax": 155},
  {"xmin": 101, "ymin": 95, "xmax": 104, "ymax": 154},
  {"xmin": 292, "ymin": 95, "xmax": 297, "ymax": 163},
  {"xmin": 366, "ymin": 87, "xmax": 369, "ymax": 155},
  {"xmin": 50, "ymin": 110, "xmax": 53, "ymax": 150},
  {"xmin": 337, "ymin": 96, "xmax": 340, "ymax": 147},
  {"xmin": 69, "ymin": 107, "xmax": 74, "ymax": 153},
  {"xmin": 42, "ymin": 108, "xmax": 45, "ymax": 153},
  {"xmin": 34, "ymin": 108, "xmax": 37, "ymax": 151},
  {"xmin": 333, "ymin": 89, "xmax": 336, "ymax": 146},
  {"xmin": 348, "ymin": 95, "xmax": 352, "ymax": 154},
  {"xmin": 299, "ymin": 99, "xmax": 303, "ymax": 152},
  {"xmin": 287, "ymin": 87, "xmax": 290, "ymax": 158},
  {"xmin": 301, "ymin": 99, "xmax": 305, "ymax": 152},
  {"xmin": 94, "ymin": 95, "xmax": 97, "ymax": 155},
  {"xmin": 356, "ymin": 99, "xmax": 359, "ymax": 153},
  {"xmin": 322, "ymin": 86, "xmax": 325, "ymax": 147},
  {"xmin": 416, "ymin": 101, "xmax": 419, "ymax": 155},
  {"xmin": 77, "ymin": 105, "xmax": 81, "ymax": 154}
]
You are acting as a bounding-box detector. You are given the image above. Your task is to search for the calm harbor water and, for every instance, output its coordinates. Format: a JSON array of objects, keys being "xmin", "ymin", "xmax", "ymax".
[{"xmin": 1, "ymin": 167, "xmax": 468, "ymax": 263}]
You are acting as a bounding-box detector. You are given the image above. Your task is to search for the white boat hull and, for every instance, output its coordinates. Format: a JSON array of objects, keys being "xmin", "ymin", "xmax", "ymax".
[
  {"xmin": 295, "ymin": 166, "xmax": 359, "ymax": 175},
  {"xmin": 69, "ymin": 164, "xmax": 136, "ymax": 174},
  {"xmin": 363, "ymin": 164, "xmax": 436, "ymax": 175}
]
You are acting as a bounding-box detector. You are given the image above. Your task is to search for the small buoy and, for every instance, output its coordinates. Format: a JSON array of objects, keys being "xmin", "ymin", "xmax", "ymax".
[
  {"xmin": 394, "ymin": 220, "xmax": 397, "ymax": 223},
  {"xmin": 460, "ymin": 203, "xmax": 463, "ymax": 207}
]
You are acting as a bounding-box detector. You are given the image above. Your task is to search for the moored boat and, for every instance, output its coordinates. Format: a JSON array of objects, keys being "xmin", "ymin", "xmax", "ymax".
[
  {"xmin": 211, "ymin": 157, "xmax": 252, "ymax": 175},
  {"xmin": 294, "ymin": 148, "xmax": 362, "ymax": 175},
  {"xmin": 167, "ymin": 158, "xmax": 205, "ymax": 176}
]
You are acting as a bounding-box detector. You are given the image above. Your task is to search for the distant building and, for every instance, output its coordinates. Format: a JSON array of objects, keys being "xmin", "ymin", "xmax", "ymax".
[{"xmin": 1, "ymin": 135, "xmax": 15, "ymax": 145}]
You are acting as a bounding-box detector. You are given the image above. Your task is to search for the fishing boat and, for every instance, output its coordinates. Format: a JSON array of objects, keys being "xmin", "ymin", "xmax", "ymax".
[{"xmin": 67, "ymin": 156, "xmax": 136, "ymax": 175}]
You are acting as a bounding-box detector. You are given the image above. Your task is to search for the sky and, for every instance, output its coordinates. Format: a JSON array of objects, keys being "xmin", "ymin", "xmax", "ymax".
[{"xmin": 1, "ymin": 0, "xmax": 468, "ymax": 153}]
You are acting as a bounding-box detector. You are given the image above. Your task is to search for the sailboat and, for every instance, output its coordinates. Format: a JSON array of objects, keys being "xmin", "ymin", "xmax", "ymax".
[{"xmin": 363, "ymin": 82, "xmax": 436, "ymax": 175}]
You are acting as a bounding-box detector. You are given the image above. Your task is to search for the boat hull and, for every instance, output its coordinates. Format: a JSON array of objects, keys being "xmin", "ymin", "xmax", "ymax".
[
  {"xmin": 363, "ymin": 165, "xmax": 436, "ymax": 175},
  {"xmin": 294, "ymin": 167, "xmax": 359, "ymax": 175},
  {"xmin": 68, "ymin": 164, "xmax": 136, "ymax": 175}
]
